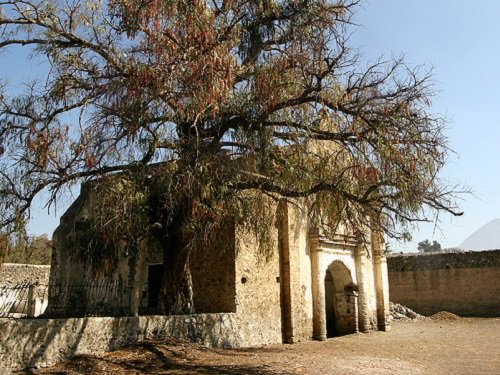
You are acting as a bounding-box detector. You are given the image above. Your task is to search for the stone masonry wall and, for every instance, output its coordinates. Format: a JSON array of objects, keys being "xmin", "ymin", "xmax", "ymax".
[
  {"xmin": 0, "ymin": 312, "xmax": 271, "ymax": 372},
  {"xmin": 51, "ymin": 183, "xmax": 238, "ymax": 316},
  {"xmin": 387, "ymin": 250, "xmax": 500, "ymax": 316},
  {"xmin": 0, "ymin": 263, "xmax": 50, "ymax": 288},
  {"xmin": 231, "ymin": 201, "xmax": 316, "ymax": 346},
  {"xmin": 287, "ymin": 204, "xmax": 314, "ymax": 342},
  {"xmin": 190, "ymin": 221, "xmax": 236, "ymax": 313},
  {"xmin": 234, "ymin": 224, "xmax": 283, "ymax": 346}
]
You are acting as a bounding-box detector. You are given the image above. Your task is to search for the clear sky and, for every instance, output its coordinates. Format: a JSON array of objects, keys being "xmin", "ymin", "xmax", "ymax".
[
  {"xmin": 4, "ymin": 1, "xmax": 500, "ymax": 252},
  {"xmin": 349, "ymin": 0, "xmax": 500, "ymax": 251}
]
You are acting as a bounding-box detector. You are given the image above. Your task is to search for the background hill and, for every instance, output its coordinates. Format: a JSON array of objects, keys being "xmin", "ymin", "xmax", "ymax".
[{"xmin": 458, "ymin": 218, "xmax": 500, "ymax": 250}]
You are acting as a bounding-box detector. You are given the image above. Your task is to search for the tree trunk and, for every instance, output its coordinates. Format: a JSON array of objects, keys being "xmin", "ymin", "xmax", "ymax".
[
  {"xmin": 158, "ymin": 203, "xmax": 195, "ymax": 315},
  {"xmin": 160, "ymin": 245, "xmax": 194, "ymax": 315}
]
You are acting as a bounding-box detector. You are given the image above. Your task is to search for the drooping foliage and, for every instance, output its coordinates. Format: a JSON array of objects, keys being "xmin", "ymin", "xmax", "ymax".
[{"xmin": 0, "ymin": 0, "xmax": 461, "ymax": 246}]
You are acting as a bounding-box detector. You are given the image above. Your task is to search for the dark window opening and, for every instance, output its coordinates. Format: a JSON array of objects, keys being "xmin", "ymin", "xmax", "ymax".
[{"xmin": 148, "ymin": 264, "xmax": 163, "ymax": 309}]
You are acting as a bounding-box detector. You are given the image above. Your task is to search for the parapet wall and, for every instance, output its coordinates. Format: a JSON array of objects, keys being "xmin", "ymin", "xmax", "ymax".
[
  {"xmin": 0, "ymin": 312, "xmax": 279, "ymax": 372},
  {"xmin": 0, "ymin": 263, "xmax": 50, "ymax": 287},
  {"xmin": 387, "ymin": 250, "xmax": 500, "ymax": 317}
]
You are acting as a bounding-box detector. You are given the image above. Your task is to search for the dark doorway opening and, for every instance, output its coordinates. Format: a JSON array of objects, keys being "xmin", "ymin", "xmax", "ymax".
[
  {"xmin": 148, "ymin": 264, "xmax": 163, "ymax": 309},
  {"xmin": 325, "ymin": 269, "xmax": 336, "ymax": 337},
  {"xmin": 324, "ymin": 261, "xmax": 358, "ymax": 337}
]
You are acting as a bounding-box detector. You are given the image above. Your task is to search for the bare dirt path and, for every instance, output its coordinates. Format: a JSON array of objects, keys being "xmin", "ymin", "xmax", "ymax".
[{"xmin": 27, "ymin": 318, "xmax": 500, "ymax": 375}]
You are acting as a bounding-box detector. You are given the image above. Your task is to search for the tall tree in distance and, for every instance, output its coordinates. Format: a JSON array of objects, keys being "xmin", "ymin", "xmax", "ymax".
[
  {"xmin": 3, "ymin": 234, "xmax": 52, "ymax": 264},
  {"xmin": 417, "ymin": 239, "xmax": 442, "ymax": 253},
  {"xmin": 0, "ymin": 0, "xmax": 462, "ymax": 313}
]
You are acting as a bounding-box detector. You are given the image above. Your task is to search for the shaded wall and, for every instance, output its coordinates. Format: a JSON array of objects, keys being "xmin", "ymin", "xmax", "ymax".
[
  {"xmin": 49, "ymin": 186, "xmax": 138, "ymax": 316},
  {"xmin": 49, "ymin": 184, "xmax": 237, "ymax": 317},
  {"xmin": 0, "ymin": 312, "xmax": 271, "ymax": 372},
  {"xmin": 387, "ymin": 250, "xmax": 500, "ymax": 316},
  {"xmin": 190, "ymin": 221, "xmax": 236, "ymax": 313}
]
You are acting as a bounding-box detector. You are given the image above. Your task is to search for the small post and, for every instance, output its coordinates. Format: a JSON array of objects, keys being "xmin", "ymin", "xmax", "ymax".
[{"xmin": 26, "ymin": 283, "xmax": 37, "ymax": 318}]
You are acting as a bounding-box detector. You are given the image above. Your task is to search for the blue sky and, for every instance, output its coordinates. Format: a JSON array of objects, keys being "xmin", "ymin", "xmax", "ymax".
[
  {"xmin": 351, "ymin": 0, "xmax": 500, "ymax": 250},
  {"xmin": 3, "ymin": 1, "xmax": 500, "ymax": 251}
]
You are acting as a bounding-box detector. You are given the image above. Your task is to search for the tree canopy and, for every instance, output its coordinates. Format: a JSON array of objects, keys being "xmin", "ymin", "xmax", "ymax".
[
  {"xmin": 0, "ymin": 0, "xmax": 465, "ymax": 312},
  {"xmin": 0, "ymin": 0, "xmax": 461, "ymax": 242},
  {"xmin": 417, "ymin": 239, "xmax": 442, "ymax": 253},
  {"xmin": 1, "ymin": 233, "xmax": 52, "ymax": 264}
]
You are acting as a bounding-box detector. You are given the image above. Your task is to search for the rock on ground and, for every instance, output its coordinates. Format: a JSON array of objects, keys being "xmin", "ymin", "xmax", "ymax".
[{"xmin": 389, "ymin": 302, "xmax": 426, "ymax": 321}]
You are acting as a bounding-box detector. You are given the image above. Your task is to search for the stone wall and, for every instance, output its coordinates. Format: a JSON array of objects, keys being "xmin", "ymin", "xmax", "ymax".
[
  {"xmin": 0, "ymin": 263, "xmax": 50, "ymax": 288},
  {"xmin": 50, "ymin": 183, "xmax": 238, "ymax": 317},
  {"xmin": 190, "ymin": 221, "xmax": 236, "ymax": 313},
  {"xmin": 287, "ymin": 204, "xmax": 314, "ymax": 342},
  {"xmin": 0, "ymin": 264, "xmax": 51, "ymax": 317},
  {"xmin": 387, "ymin": 250, "xmax": 500, "ymax": 316},
  {"xmin": 234, "ymin": 218, "xmax": 283, "ymax": 346},
  {"xmin": 232, "ymin": 203, "xmax": 317, "ymax": 346},
  {"xmin": 0, "ymin": 312, "xmax": 276, "ymax": 372}
]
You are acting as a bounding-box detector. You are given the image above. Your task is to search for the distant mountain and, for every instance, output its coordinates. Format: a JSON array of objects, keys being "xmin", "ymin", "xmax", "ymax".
[{"xmin": 458, "ymin": 218, "xmax": 500, "ymax": 250}]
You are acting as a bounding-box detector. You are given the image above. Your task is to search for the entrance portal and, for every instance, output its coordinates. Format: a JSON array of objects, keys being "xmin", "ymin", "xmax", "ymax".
[{"xmin": 324, "ymin": 261, "xmax": 358, "ymax": 336}]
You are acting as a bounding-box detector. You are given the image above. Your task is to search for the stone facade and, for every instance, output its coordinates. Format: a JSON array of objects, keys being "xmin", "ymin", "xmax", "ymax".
[
  {"xmin": 46, "ymin": 184, "xmax": 390, "ymax": 348},
  {"xmin": 48, "ymin": 185, "xmax": 238, "ymax": 318},
  {"xmin": 387, "ymin": 250, "xmax": 500, "ymax": 316}
]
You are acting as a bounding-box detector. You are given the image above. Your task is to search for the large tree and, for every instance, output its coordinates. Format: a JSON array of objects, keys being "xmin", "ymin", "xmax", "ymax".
[{"xmin": 0, "ymin": 0, "xmax": 461, "ymax": 313}]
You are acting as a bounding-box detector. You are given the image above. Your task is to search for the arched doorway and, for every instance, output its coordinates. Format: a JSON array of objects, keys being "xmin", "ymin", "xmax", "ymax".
[{"xmin": 324, "ymin": 261, "xmax": 358, "ymax": 336}]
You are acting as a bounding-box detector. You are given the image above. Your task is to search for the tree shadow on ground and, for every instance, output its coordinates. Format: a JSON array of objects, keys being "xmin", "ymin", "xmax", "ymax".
[{"xmin": 23, "ymin": 340, "xmax": 293, "ymax": 375}]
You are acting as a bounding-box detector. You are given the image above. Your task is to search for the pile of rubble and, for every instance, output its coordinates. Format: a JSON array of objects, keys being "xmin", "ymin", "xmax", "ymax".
[
  {"xmin": 429, "ymin": 311, "xmax": 461, "ymax": 321},
  {"xmin": 389, "ymin": 302, "xmax": 426, "ymax": 321}
]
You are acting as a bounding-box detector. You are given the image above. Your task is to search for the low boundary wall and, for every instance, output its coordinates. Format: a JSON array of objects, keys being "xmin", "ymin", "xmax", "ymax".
[
  {"xmin": 0, "ymin": 313, "xmax": 269, "ymax": 372},
  {"xmin": 387, "ymin": 250, "xmax": 500, "ymax": 316},
  {"xmin": 0, "ymin": 264, "xmax": 50, "ymax": 287}
]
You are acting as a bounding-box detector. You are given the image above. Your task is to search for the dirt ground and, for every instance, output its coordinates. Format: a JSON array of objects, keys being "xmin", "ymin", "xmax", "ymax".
[{"xmin": 27, "ymin": 317, "xmax": 500, "ymax": 375}]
